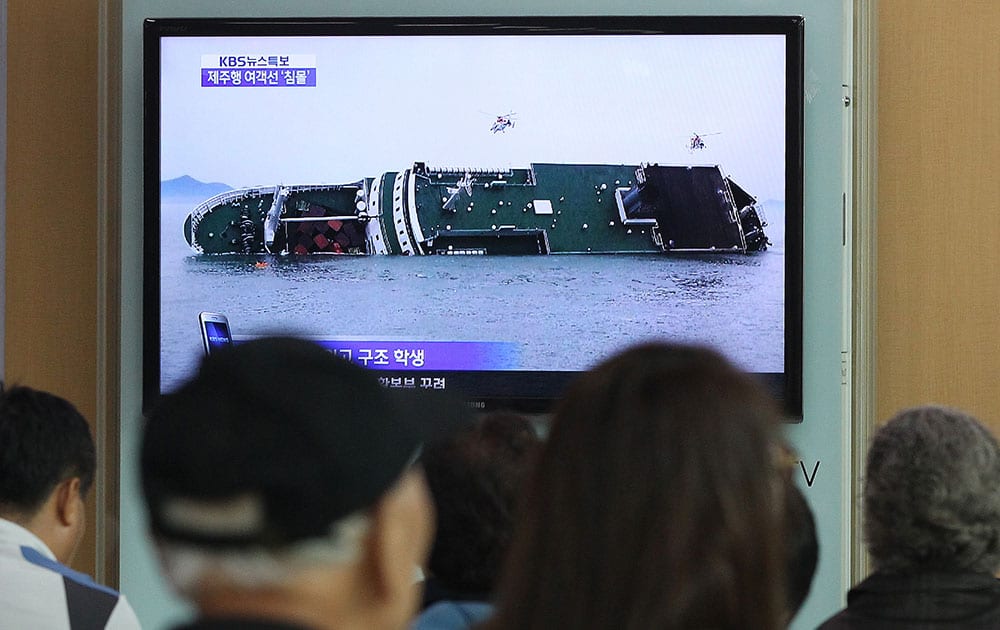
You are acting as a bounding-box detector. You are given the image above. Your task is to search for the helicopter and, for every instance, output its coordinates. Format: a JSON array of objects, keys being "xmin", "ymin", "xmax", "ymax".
[
  {"xmin": 687, "ymin": 131, "xmax": 721, "ymax": 151},
  {"xmin": 490, "ymin": 111, "xmax": 517, "ymax": 134}
]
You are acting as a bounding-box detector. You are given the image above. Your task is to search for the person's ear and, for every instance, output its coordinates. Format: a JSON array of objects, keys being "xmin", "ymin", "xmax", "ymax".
[
  {"xmin": 48, "ymin": 477, "xmax": 86, "ymax": 565},
  {"xmin": 54, "ymin": 477, "xmax": 83, "ymax": 528}
]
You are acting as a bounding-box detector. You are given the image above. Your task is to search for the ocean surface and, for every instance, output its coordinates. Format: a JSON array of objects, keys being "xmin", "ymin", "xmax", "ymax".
[{"xmin": 159, "ymin": 199, "xmax": 786, "ymax": 392}]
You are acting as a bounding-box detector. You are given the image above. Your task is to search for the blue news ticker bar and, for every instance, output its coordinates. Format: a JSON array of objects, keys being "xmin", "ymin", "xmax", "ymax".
[
  {"xmin": 201, "ymin": 68, "xmax": 317, "ymax": 87},
  {"xmin": 310, "ymin": 340, "xmax": 521, "ymax": 371}
]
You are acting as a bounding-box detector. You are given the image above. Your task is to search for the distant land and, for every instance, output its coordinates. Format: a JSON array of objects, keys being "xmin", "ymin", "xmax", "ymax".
[
  {"xmin": 760, "ymin": 200, "xmax": 786, "ymax": 217},
  {"xmin": 161, "ymin": 175, "xmax": 231, "ymax": 200}
]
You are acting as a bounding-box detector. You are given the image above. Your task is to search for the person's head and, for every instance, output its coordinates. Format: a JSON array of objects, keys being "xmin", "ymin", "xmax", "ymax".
[
  {"xmin": 863, "ymin": 405, "xmax": 1000, "ymax": 574},
  {"xmin": 420, "ymin": 411, "xmax": 540, "ymax": 596},
  {"xmin": 783, "ymin": 481, "xmax": 818, "ymax": 622},
  {"xmin": 0, "ymin": 384, "xmax": 95, "ymax": 564},
  {"xmin": 484, "ymin": 343, "xmax": 786, "ymax": 630},
  {"xmin": 141, "ymin": 337, "xmax": 471, "ymax": 630}
]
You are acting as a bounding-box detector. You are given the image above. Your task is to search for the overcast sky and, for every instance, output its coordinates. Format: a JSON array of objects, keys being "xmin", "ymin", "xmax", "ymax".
[{"xmin": 160, "ymin": 32, "xmax": 786, "ymax": 201}]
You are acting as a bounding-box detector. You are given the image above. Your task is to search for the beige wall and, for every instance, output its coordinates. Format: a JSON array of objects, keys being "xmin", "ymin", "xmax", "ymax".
[
  {"xmin": 4, "ymin": 0, "xmax": 99, "ymax": 577},
  {"xmin": 877, "ymin": 1, "xmax": 1000, "ymax": 428}
]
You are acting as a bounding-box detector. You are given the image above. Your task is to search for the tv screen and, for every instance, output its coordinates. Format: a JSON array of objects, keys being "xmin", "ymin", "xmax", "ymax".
[{"xmin": 144, "ymin": 16, "xmax": 803, "ymax": 415}]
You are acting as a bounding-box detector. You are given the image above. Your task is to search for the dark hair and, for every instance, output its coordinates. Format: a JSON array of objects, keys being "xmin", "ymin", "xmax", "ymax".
[
  {"xmin": 863, "ymin": 405, "xmax": 1000, "ymax": 574},
  {"xmin": 421, "ymin": 411, "xmax": 540, "ymax": 595},
  {"xmin": 783, "ymin": 481, "xmax": 818, "ymax": 619},
  {"xmin": 0, "ymin": 384, "xmax": 96, "ymax": 516},
  {"xmin": 482, "ymin": 343, "xmax": 786, "ymax": 630}
]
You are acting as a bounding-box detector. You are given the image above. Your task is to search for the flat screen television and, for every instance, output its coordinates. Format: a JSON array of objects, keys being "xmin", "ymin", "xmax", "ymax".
[{"xmin": 144, "ymin": 15, "xmax": 804, "ymax": 416}]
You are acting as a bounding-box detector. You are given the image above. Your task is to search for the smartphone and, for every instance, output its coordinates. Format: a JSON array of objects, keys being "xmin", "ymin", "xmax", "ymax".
[{"xmin": 198, "ymin": 312, "xmax": 233, "ymax": 355}]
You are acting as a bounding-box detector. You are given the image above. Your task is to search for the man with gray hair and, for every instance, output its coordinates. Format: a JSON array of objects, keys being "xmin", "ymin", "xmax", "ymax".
[
  {"xmin": 141, "ymin": 337, "xmax": 470, "ymax": 630},
  {"xmin": 819, "ymin": 405, "xmax": 1000, "ymax": 628}
]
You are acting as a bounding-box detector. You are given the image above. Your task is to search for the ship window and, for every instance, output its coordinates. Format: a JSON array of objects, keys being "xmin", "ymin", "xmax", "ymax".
[{"xmin": 533, "ymin": 199, "xmax": 553, "ymax": 215}]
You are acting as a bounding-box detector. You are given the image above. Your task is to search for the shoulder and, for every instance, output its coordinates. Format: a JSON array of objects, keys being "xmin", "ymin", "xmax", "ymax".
[
  {"xmin": 412, "ymin": 600, "xmax": 494, "ymax": 630},
  {"xmin": 6, "ymin": 544, "xmax": 141, "ymax": 629},
  {"xmin": 106, "ymin": 596, "xmax": 142, "ymax": 630}
]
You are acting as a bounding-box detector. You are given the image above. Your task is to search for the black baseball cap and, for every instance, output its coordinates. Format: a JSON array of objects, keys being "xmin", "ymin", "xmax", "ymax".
[{"xmin": 141, "ymin": 336, "xmax": 473, "ymax": 549}]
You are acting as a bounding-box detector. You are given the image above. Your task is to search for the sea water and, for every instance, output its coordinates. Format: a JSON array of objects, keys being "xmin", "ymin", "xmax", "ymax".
[{"xmin": 159, "ymin": 200, "xmax": 786, "ymax": 392}]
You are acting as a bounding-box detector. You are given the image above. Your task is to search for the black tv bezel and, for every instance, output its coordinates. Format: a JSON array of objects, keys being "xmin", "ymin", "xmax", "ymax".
[{"xmin": 142, "ymin": 15, "xmax": 804, "ymax": 417}]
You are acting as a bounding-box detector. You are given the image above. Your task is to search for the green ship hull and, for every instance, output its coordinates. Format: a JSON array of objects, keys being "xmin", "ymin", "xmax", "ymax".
[{"xmin": 183, "ymin": 162, "xmax": 768, "ymax": 256}]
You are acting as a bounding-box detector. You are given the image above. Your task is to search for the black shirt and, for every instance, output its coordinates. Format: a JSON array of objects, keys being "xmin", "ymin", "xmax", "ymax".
[{"xmin": 819, "ymin": 570, "xmax": 1000, "ymax": 629}]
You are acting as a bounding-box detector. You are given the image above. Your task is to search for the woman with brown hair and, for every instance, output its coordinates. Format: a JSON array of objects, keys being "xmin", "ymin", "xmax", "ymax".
[{"xmin": 480, "ymin": 343, "xmax": 787, "ymax": 630}]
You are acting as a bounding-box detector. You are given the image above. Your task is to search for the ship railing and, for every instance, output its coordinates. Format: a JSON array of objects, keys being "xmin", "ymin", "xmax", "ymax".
[
  {"xmin": 421, "ymin": 164, "xmax": 515, "ymax": 177},
  {"xmin": 189, "ymin": 186, "xmax": 277, "ymax": 218},
  {"xmin": 418, "ymin": 164, "xmax": 532, "ymax": 186},
  {"xmin": 188, "ymin": 186, "xmax": 279, "ymax": 252},
  {"xmin": 753, "ymin": 201, "xmax": 768, "ymax": 226},
  {"xmin": 189, "ymin": 182, "xmax": 371, "ymax": 239},
  {"xmin": 416, "ymin": 170, "xmax": 535, "ymax": 190},
  {"xmin": 280, "ymin": 181, "xmax": 366, "ymax": 194},
  {"xmin": 280, "ymin": 181, "xmax": 375, "ymax": 218},
  {"xmin": 279, "ymin": 216, "xmax": 361, "ymax": 222}
]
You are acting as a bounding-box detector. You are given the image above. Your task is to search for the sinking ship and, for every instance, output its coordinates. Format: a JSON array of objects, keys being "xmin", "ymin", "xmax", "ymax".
[{"xmin": 182, "ymin": 162, "xmax": 768, "ymax": 256}]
